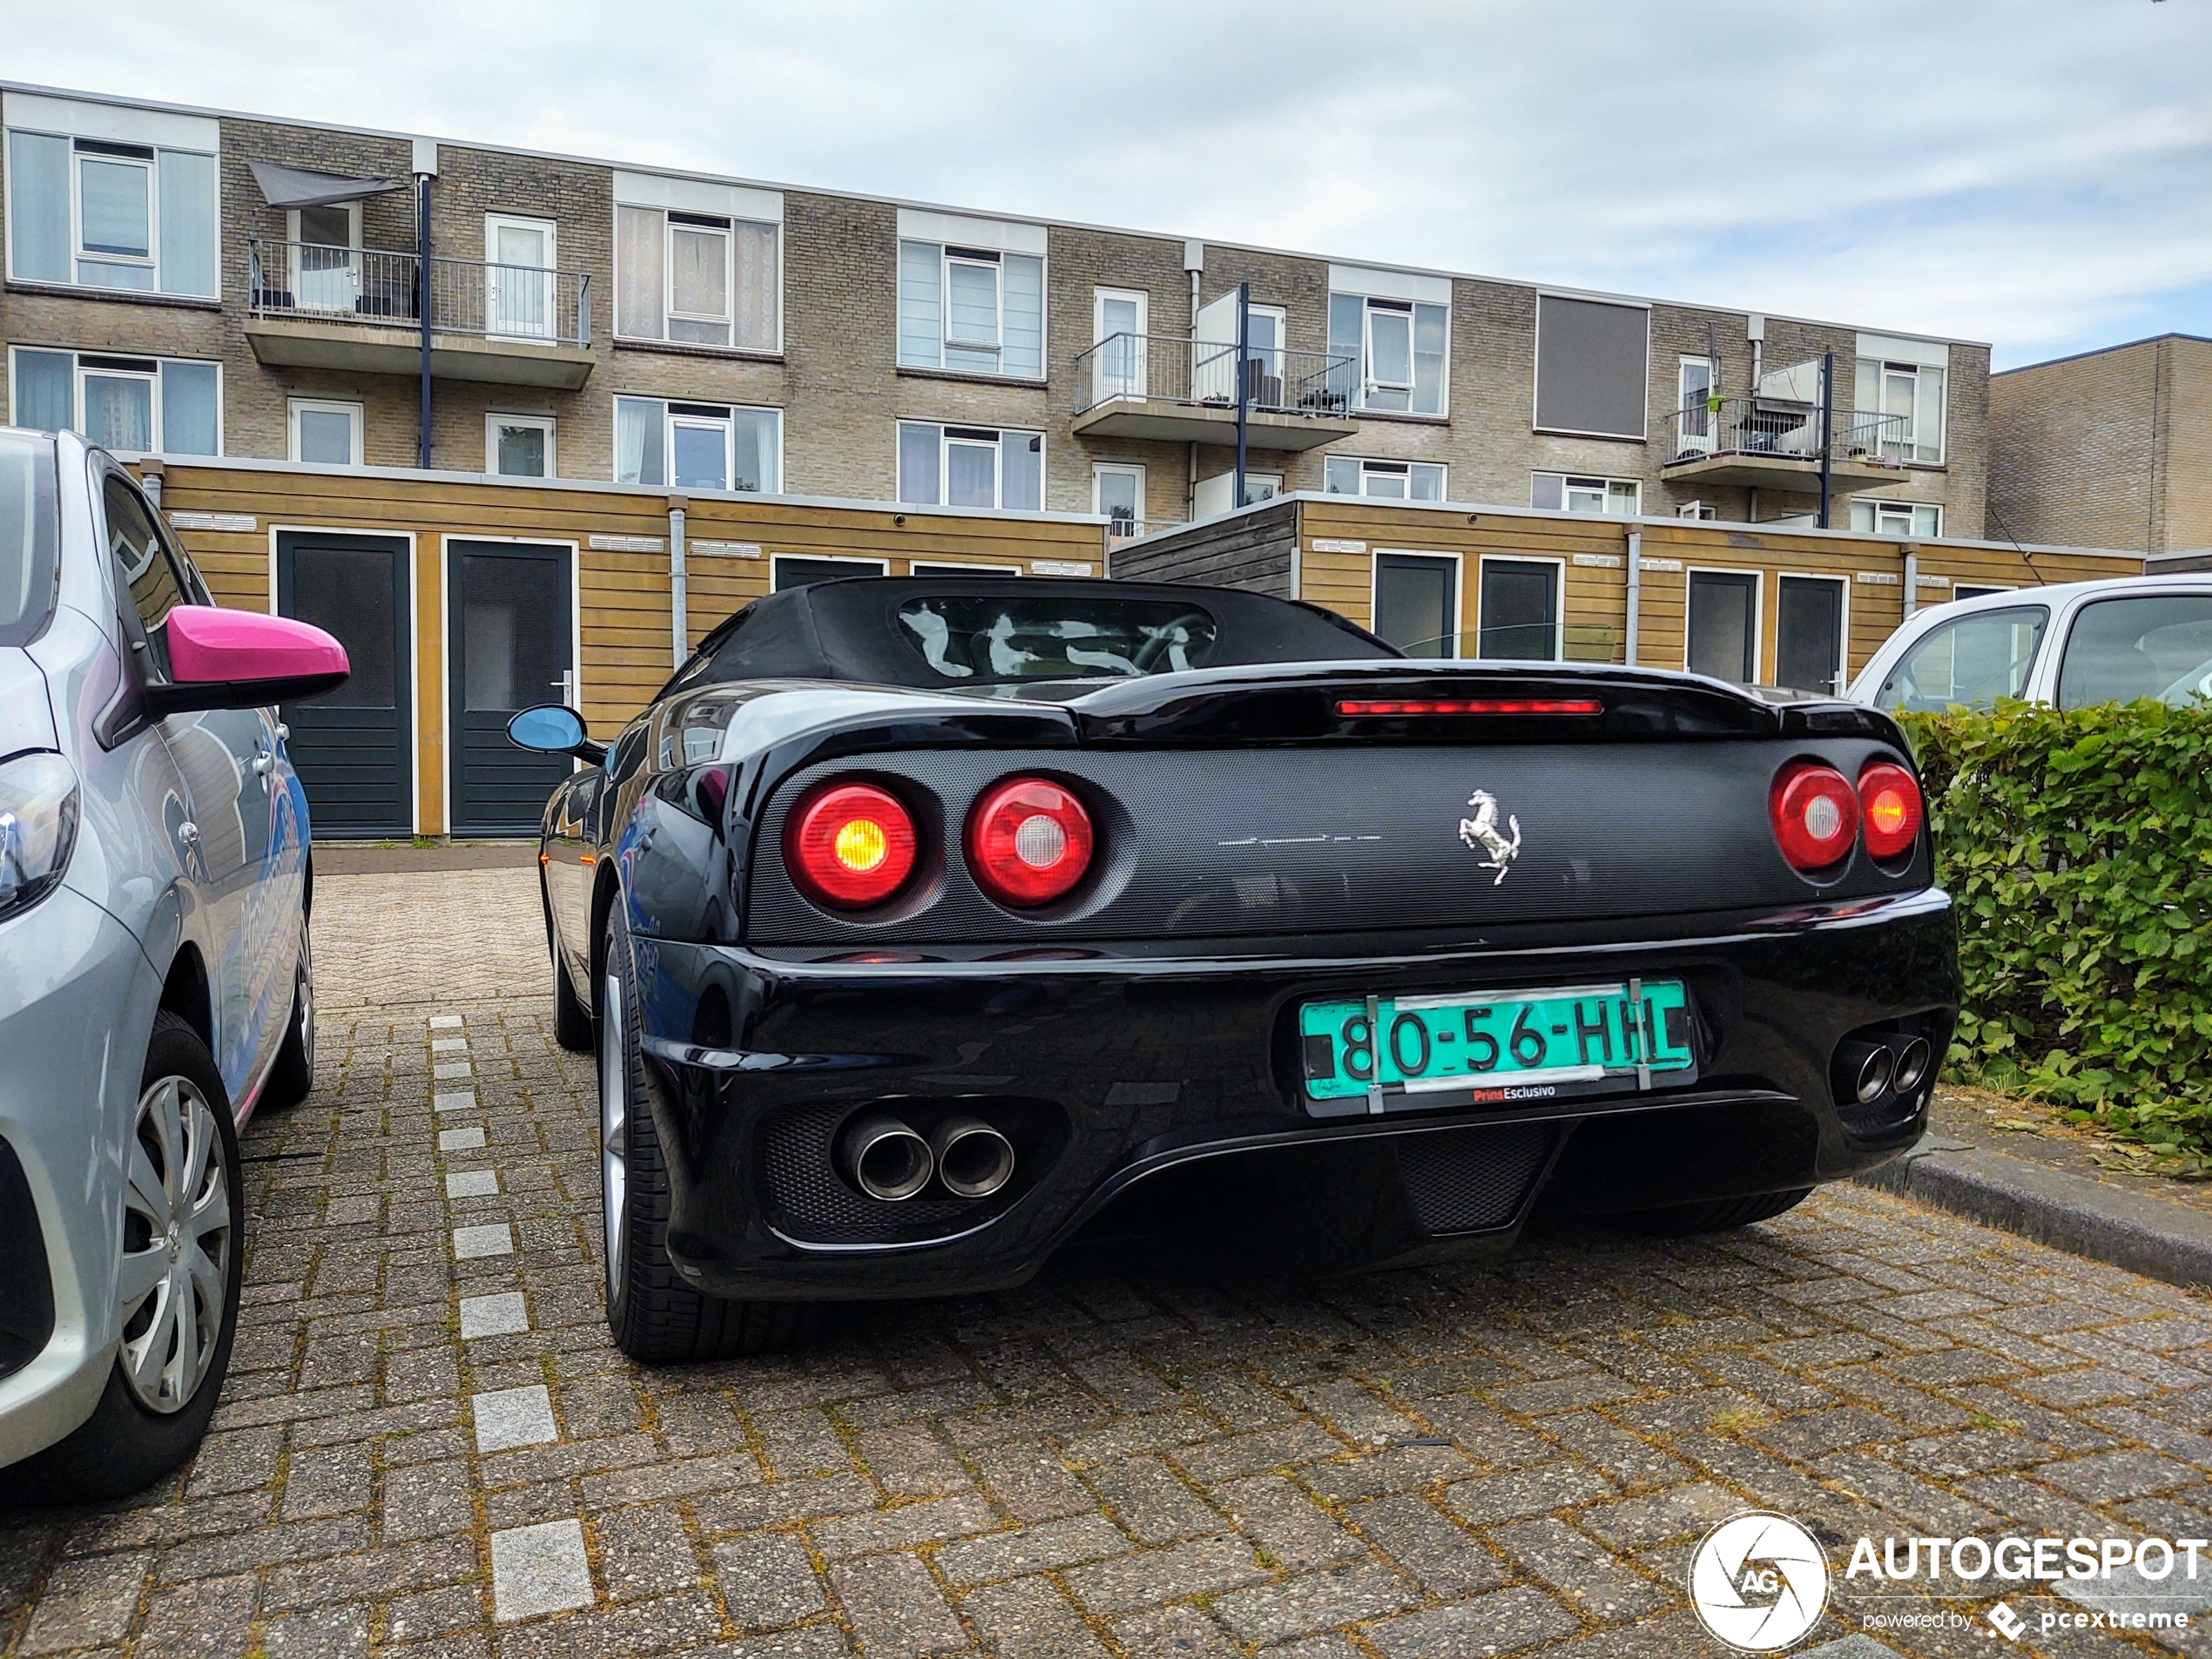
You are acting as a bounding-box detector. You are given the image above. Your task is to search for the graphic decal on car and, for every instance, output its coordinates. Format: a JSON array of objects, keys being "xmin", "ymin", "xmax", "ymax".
[{"xmin": 1458, "ymin": 788, "xmax": 1522, "ymax": 884}]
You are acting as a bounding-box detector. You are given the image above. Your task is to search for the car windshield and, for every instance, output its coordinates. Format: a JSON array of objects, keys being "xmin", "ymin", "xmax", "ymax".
[
  {"xmin": 2056, "ymin": 595, "xmax": 2212, "ymax": 708},
  {"xmin": 895, "ymin": 595, "xmax": 1219, "ymax": 682},
  {"xmin": 1875, "ymin": 604, "xmax": 2048, "ymax": 714},
  {"xmin": 0, "ymin": 433, "xmax": 58, "ymax": 647}
]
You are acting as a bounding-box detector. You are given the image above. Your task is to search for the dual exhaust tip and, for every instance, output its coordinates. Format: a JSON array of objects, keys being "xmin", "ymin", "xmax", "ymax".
[
  {"xmin": 840, "ymin": 1113, "xmax": 1015, "ymax": 1203},
  {"xmin": 1839, "ymin": 1035, "xmax": 1934, "ymax": 1106}
]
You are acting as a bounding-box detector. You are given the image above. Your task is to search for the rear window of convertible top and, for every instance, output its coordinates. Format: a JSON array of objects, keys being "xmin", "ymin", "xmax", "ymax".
[{"xmin": 896, "ymin": 594, "xmax": 1219, "ymax": 681}]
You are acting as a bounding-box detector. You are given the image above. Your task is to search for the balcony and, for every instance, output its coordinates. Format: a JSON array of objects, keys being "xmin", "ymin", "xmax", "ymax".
[
  {"xmin": 1661, "ymin": 397, "xmax": 1912, "ymax": 494},
  {"xmin": 1072, "ymin": 334, "xmax": 1360, "ymax": 451},
  {"xmin": 243, "ymin": 240, "xmax": 596, "ymax": 388}
]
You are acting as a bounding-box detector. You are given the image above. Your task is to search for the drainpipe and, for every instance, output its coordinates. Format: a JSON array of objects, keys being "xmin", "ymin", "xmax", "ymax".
[
  {"xmin": 1903, "ymin": 543, "xmax": 1919, "ymax": 621},
  {"xmin": 1817, "ymin": 348, "xmax": 1834, "ymax": 530},
  {"xmin": 1624, "ymin": 529, "xmax": 1642, "ymax": 667},
  {"xmin": 139, "ymin": 458, "xmax": 164, "ymax": 509},
  {"xmin": 1232, "ymin": 281, "xmax": 1251, "ymax": 515},
  {"xmin": 1186, "ymin": 243, "xmax": 1204, "ymax": 523},
  {"xmin": 413, "ymin": 139, "xmax": 438, "ymax": 470},
  {"xmin": 668, "ymin": 495, "xmax": 689, "ymax": 669}
]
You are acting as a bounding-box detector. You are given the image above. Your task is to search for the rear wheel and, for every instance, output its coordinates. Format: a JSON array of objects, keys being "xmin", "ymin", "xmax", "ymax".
[
  {"xmin": 599, "ymin": 908, "xmax": 814, "ymax": 1362},
  {"xmin": 263, "ymin": 913, "xmax": 316, "ymax": 1109},
  {"xmin": 1611, "ymin": 1187, "xmax": 1813, "ymax": 1238},
  {"xmin": 11, "ymin": 1012, "xmax": 242, "ymax": 1504},
  {"xmin": 548, "ymin": 879, "xmax": 591, "ymax": 1053}
]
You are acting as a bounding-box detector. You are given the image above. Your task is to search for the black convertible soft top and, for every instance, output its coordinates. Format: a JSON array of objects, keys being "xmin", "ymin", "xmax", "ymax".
[{"xmin": 664, "ymin": 576, "xmax": 1399, "ymax": 694}]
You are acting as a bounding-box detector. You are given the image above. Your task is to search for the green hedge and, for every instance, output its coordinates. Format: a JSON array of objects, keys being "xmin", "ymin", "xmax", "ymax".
[{"xmin": 1900, "ymin": 699, "xmax": 2212, "ymax": 1147}]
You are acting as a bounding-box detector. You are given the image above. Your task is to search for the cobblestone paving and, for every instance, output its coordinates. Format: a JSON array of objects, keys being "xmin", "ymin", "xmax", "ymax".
[{"xmin": 9, "ymin": 869, "xmax": 2212, "ymax": 1657}]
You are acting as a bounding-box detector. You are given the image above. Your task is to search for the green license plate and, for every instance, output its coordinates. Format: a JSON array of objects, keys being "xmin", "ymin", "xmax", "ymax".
[{"xmin": 1299, "ymin": 979, "xmax": 1696, "ymax": 1114}]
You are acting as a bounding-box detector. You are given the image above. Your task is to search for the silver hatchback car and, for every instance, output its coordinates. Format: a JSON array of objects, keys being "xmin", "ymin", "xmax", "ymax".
[{"xmin": 1, "ymin": 428, "xmax": 347, "ymax": 1502}]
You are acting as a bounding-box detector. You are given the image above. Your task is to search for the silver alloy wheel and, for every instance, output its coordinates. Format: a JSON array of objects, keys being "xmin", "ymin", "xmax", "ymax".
[
  {"xmin": 600, "ymin": 973, "xmax": 627, "ymax": 1298},
  {"xmin": 294, "ymin": 915, "xmax": 315, "ymax": 1075},
  {"xmin": 117, "ymin": 1075, "xmax": 231, "ymax": 1413}
]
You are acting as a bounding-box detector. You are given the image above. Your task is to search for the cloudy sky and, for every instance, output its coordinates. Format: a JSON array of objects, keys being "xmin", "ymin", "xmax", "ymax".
[{"xmin": 9, "ymin": 0, "xmax": 2208, "ymax": 367}]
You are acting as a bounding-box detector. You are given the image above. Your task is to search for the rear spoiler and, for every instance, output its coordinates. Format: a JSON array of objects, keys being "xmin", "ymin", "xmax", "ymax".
[{"xmin": 1066, "ymin": 662, "xmax": 1905, "ymax": 747}]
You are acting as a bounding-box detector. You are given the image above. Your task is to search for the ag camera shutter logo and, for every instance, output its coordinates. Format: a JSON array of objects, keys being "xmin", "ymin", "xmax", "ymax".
[{"xmin": 1689, "ymin": 1512, "xmax": 1830, "ymax": 1651}]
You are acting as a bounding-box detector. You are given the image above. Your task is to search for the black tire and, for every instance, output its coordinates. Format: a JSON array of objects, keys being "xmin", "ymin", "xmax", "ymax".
[
  {"xmin": 263, "ymin": 912, "xmax": 316, "ymax": 1109},
  {"xmin": 1611, "ymin": 1187, "xmax": 1814, "ymax": 1238},
  {"xmin": 599, "ymin": 907, "xmax": 814, "ymax": 1362},
  {"xmin": 10, "ymin": 1011, "xmax": 244, "ymax": 1506},
  {"xmin": 549, "ymin": 880, "xmax": 592, "ymax": 1054}
]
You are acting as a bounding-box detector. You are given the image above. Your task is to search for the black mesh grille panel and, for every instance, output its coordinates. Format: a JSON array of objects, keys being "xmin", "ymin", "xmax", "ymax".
[{"xmin": 1395, "ymin": 1123, "xmax": 1555, "ymax": 1234}]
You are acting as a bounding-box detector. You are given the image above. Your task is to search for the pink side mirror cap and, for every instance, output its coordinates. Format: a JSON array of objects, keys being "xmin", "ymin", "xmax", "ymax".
[{"xmin": 147, "ymin": 606, "xmax": 350, "ymax": 716}]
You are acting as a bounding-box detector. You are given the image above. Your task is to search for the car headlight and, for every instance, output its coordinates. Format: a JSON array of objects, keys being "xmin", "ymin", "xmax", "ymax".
[{"xmin": 0, "ymin": 752, "xmax": 80, "ymax": 922}]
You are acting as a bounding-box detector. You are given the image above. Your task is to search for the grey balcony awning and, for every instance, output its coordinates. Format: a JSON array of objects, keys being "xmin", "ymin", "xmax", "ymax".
[{"xmin": 248, "ymin": 160, "xmax": 406, "ymax": 210}]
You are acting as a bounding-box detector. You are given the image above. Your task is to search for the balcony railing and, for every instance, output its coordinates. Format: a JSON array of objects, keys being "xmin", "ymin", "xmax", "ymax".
[
  {"xmin": 246, "ymin": 239, "xmax": 592, "ymax": 349},
  {"xmin": 1663, "ymin": 397, "xmax": 1910, "ymax": 468},
  {"xmin": 1074, "ymin": 333, "xmax": 1355, "ymax": 418}
]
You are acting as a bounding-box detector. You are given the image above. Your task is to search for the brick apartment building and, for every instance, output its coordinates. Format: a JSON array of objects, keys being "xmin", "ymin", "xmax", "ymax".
[
  {"xmin": 1990, "ymin": 333, "xmax": 2212, "ymax": 558},
  {"xmin": 3, "ymin": 81, "xmax": 1989, "ymax": 541}
]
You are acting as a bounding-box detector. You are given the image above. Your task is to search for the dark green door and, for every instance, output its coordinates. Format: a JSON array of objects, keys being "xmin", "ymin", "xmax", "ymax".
[
  {"xmin": 277, "ymin": 530, "xmax": 412, "ymax": 837},
  {"xmin": 447, "ymin": 540, "xmax": 574, "ymax": 836}
]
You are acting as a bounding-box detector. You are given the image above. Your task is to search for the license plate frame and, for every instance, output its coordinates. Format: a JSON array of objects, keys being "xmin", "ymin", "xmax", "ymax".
[{"xmin": 1297, "ymin": 978, "xmax": 1698, "ymax": 1118}]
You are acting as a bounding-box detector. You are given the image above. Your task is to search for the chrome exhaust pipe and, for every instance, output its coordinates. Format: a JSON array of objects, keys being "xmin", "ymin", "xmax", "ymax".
[
  {"xmin": 930, "ymin": 1116, "xmax": 1015, "ymax": 1198},
  {"xmin": 841, "ymin": 1114, "xmax": 933, "ymax": 1202},
  {"xmin": 1837, "ymin": 1040, "xmax": 1895, "ymax": 1106},
  {"xmin": 1892, "ymin": 1036, "xmax": 1933, "ymax": 1096}
]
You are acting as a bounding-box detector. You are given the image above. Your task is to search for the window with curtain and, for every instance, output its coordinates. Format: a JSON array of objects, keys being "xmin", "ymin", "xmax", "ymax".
[
  {"xmin": 896, "ymin": 422, "xmax": 1042, "ymax": 509},
  {"xmin": 3, "ymin": 129, "xmax": 217, "ymax": 297},
  {"xmin": 1327, "ymin": 293, "xmax": 1448, "ymax": 415},
  {"xmin": 9, "ymin": 347, "xmax": 219, "ymax": 454},
  {"xmin": 1855, "ymin": 357, "xmax": 1945, "ymax": 463},
  {"xmin": 898, "ymin": 241, "xmax": 1044, "ymax": 378},
  {"xmin": 1531, "ymin": 473, "xmax": 1639, "ymax": 516},
  {"xmin": 612, "ymin": 396, "xmax": 779, "ymax": 491},
  {"xmin": 612, "ymin": 202, "xmax": 779, "ymax": 351},
  {"xmin": 1323, "ymin": 457, "xmax": 1445, "ymax": 500}
]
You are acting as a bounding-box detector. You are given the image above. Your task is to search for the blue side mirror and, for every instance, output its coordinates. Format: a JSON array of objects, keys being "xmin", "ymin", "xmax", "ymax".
[{"xmin": 507, "ymin": 704, "xmax": 588, "ymax": 753}]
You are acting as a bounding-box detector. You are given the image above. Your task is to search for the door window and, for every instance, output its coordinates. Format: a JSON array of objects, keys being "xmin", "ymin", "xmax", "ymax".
[
  {"xmin": 1776, "ymin": 576, "xmax": 1845, "ymax": 693},
  {"xmin": 1094, "ymin": 464, "xmax": 1143, "ymax": 536},
  {"xmin": 1478, "ymin": 560, "xmax": 1560, "ymax": 660},
  {"xmin": 2056, "ymin": 595, "xmax": 2212, "ymax": 710},
  {"xmin": 461, "ymin": 553, "xmax": 565, "ymax": 711},
  {"xmin": 289, "ymin": 545, "xmax": 395, "ymax": 709},
  {"xmin": 1093, "ymin": 289, "xmax": 1145, "ymax": 401},
  {"xmin": 487, "ymin": 216, "xmax": 556, "ymax": 340},
  {"xmin": 1373, "ymin": 553, "xmax": 1457, "ymax": 658},
  {"xmin": 1875, "ymin": 605, "xmax": 2048, "ymax": 713},
  {"xmin": 1688, "ymin": 570, "xmax": 1758, "ymax": 684}
]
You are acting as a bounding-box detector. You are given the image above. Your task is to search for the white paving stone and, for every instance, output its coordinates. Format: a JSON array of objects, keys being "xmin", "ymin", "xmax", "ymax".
[
  {"xmin": 489, "ymin": 1518, "xmax": 594, "ymax": 1622},
  {"xmin": 452, "ymin": 1223, "xmax": 512, "ymax": 1259},
  {"xmin": 473, "ymin": 1383, "xmax": 557, "ymax": 1452},
  {"xmin": 433, "ymin": 1090, "xmax": 475, "ymax": 1113},
  {"xmin": 447, "ymin": 1170, "xmax": 500, "ymax": 1198},
  {"xmin": 460, "ymin": 1291, "xmax": 529, "ymax": 1339},
  {"xmin": 431, "ymin": 1036, "xmax": 469, "ymax": 1052},
  {"xmin": 434, "ymin": 1062, "xmax": 473, "ymax": 1080},
  {"xmin": 428, "ymin": 1014, "xmax": 463, "ymax": 1028},
  {"xmin": 438, "ymin": 1126, "xmax": 486, "ymax": 1151}
]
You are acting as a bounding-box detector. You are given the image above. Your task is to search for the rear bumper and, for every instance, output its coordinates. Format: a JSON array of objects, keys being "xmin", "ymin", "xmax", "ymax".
[{"xmin": 630, "ymin": 888, "xmax": 1959, "ymax": 1299}]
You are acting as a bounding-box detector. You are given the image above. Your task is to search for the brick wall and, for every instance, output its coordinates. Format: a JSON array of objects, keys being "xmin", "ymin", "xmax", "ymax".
[{"xmin": 1989, "ymin": 340, "xmax": 2161, "ymax": 552}]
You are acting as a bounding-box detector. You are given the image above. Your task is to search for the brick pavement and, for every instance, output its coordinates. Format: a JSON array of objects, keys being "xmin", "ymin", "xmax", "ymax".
[{"xmin": 8, "ymin": 868, "xmax": 2212, "ymax": 1657}]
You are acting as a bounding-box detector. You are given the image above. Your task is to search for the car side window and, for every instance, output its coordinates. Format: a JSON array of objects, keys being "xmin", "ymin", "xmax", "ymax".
[
  {"xmin": 2056, "ymin": 596, "xmax": 2212, "ymax": 710},
  {"xmin": 1875, "ymin": 605, "xmax": 2048, "ymax": 714},
  {"xmin": 103, "ymin": 473, "xmax": 213, "ymax": 685}
]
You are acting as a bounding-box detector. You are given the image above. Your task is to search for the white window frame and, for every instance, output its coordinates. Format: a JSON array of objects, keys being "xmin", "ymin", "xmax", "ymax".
[
  {"xmin": 1364, "ymin": 300, "xmax": 1416, "ymax": 401},
  {"xmin": 1093, "ymin": 462, "xmax": 1145, "ymax": 535},
  {"xmin": 1773, "ymin": 570, "xmax": 1852, "ymax": 694},
  {"xmin": 287, "ymin": 397, "xmax": 364, "ymax": 467},
  {"xmin": 1677, "ymin": 500, "xmax": 1717, "ymax": 521},
  {"xmin": 76, "ymin": 145, "xmax": 156, "ymax": 275},
  {"xmin": 1092, "ymin": 287, "xmax": 1149, "ymax": 401},
  {"xmin": 1476, "ymin": 553, "xmax": 1567, "ymax": 663},
  {"xmin": 287, "ymin": 201, "xmax": 361, "ymax": 249},
  {"xmin": 1684, "ymin": 565, "xmax": 1765, "ymax": 685},
  {"xmin": 1332, "ymin": 292, "xmax": 1451, "ymax": 416},
  {"xmin": 897, "ymin": 421, "xmax": 1045, "ymax": 511},
  {"xmin": 486, "ymin": 413, "xmax": 556, "ymax": 477},
  {"xmin": 1678, "ymin": 354, "xmax": 1716, "ymax": 453},
  {"xmin": 3, "ymin": 111, "xmax": 221, "ymax": 297},
  {"xmin": 1324, "ymin": 456, "xmax": 1447, "ymax": 501},
  {"xmin": 665, "ymin": 211, "xmax": 734, "ymax": 345},
  {"xmin": 944, "ymin": 246, "xmax": 1005, "ymax": 357},
  {"xmin": 75, "ymin": 354, "xmax": 154, "ymax": 448},
  {"xmin": 9, "ymin": 345, "xmax": 224, "ymax": 455},
  {"xmin": 1534, "ymin": 472, "xmax": 1641, "ymax": 516},
  {"xmin": 1369, "ymin": 548, "xmax": 1465, "ymax": 658},
  {"xmin": 484, "ymin": 213, "xmax": 558, "ymax": 342},
  {"xmin": 897, "ymin": 233, "xmax": 1046, "ymax": 379},
  {"xmin": 1854, "ymin": 499, "xmax": 1943, "ymax": 538}
]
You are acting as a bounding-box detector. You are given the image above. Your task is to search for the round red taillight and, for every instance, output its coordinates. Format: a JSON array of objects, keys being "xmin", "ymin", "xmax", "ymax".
[
  {"xmin": 1858, "ymin": 760, "xmax": 1924, "ymax": 860},
  {"xmin": 1770, "ymin": 763, "xmax": 1859, "ymax": 875},
  {"xmin": 965, "ymin": 777, "xmax": 1095, "ymax": 907},
  {"xmin": 785, "ymin": 780, "xmax": 918, "ymax": 909}
]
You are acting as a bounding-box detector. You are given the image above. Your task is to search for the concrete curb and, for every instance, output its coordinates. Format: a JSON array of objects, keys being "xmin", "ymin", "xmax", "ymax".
[{"xmin": 1854, "ymin": 1136, "xmax": 2212, "ymax": 1290}]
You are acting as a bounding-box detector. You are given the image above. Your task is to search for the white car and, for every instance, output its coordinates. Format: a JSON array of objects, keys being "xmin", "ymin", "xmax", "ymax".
[{"xmin": 1847, "ymin": 575, "xmax": 2212, "ymax": 714}]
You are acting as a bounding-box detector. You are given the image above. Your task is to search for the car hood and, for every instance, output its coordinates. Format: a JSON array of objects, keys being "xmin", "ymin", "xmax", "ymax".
[{"xmin": 0, "ymin": 646, "xmax": 57, "ymax": 755}]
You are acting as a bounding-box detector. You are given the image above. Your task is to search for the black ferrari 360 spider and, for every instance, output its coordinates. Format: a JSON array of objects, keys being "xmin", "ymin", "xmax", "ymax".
[{"xmin": 508, "ymin": 575, "xmax": 1956, "ymax": 1361}]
